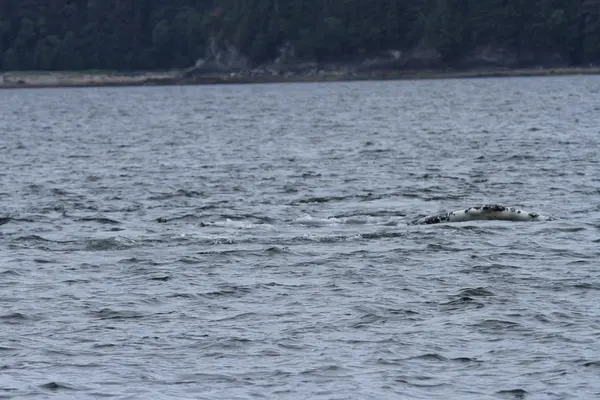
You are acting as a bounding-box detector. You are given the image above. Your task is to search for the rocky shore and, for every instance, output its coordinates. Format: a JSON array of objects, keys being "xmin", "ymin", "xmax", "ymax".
[{"xmin": 2, "ymin": 65, "xmax": 600, "ymax": 90}]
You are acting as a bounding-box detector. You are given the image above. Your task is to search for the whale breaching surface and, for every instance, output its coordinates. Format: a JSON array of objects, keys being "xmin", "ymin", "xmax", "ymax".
[{"xmin": 409, "ymin": 204, "xmax": 553, "ymax": 225}]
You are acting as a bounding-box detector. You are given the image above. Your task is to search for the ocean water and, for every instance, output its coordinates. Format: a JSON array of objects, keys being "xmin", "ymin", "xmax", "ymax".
[{"xmin": 1, "ymin": 76, "xmax": 599, "ymax": 400}]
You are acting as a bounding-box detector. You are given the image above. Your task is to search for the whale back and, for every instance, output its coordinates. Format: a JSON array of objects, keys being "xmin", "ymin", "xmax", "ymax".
[{"xmin": 409, "ymin": 204, "xmax": 549, "ymax": 225}]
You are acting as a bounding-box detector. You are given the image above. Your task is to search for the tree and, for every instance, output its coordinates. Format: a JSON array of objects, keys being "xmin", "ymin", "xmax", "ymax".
[
  {"xmin": 0, "ymin": 0, "xmax": 599, "ymax": 71},
  {"xmin": 3, "ymin": 48, "xmax": 18, "ymax": 70}
]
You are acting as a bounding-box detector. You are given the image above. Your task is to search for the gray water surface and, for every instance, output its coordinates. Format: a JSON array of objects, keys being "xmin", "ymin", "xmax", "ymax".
[{"xmin": 1, "ymin": 76, "xmax": 600, "ymax": 399}]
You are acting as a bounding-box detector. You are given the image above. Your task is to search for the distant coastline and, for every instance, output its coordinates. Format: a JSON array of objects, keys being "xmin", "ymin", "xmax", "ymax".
[{"xmin": 2, "ymin": 66, "xmax": 600, "ymax": 89}]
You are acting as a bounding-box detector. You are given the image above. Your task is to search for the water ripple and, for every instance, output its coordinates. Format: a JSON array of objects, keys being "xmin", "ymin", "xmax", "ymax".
[{"xmin": 1, "ymin": 77, "xmax": 599, "ymax": 399}]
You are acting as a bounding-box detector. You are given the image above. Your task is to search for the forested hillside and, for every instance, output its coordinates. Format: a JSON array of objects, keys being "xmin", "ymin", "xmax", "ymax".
[{"xmin": 1, "ymin": 0, "xmax": 600, "ymax": 72}]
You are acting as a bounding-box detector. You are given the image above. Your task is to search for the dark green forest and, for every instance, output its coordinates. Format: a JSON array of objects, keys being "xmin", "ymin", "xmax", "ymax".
[{"xmin": 1, "ymin": 0, "xmax": 600, "ymax": 71}]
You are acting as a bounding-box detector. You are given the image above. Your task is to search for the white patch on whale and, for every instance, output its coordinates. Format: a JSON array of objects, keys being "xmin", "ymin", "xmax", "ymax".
[{"xmin": 409, "ymin": 204, "xmax": 554, "ymax": 225}]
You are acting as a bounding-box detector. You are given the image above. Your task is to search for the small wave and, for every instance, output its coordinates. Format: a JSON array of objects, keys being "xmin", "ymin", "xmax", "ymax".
[
  {"xmin": 194, "ymin": 248, "xmax": 257, "ymax": 257},
  {"xmin": 264, "ymin": 246, "xmax": 291, "ymax": 254},
  {"xmin": 34, "ymin": 258, "xmax": 58, "ymax": 264},
  {"xmin": 211, "ymin": 312, "xmax": 258, "ymax": 322},
  {"xmin": 496, "ymin": 389, "xmax": 528, "ymax": 399},
  {"xmin": 117, "ymin": 257, "xmax": 166, "ymax": 266},
  {"xmin": 201, "ymin": 284, "xmax": 254, "ymax": 299},
  {"xmin": 147, "ymin": 189, "xmax": 205, "ymax": 200},
  {"xmin": 85, "ymin": 236, "xmax": 137, "ymax": 251},
  {"xmin": 423, "ymin": 194, "xmax": 469, "ymax": 202},
  {"xmin": 394, "ymin": 375, "xmax": 449, "ymax": 388},
  {"xmin": 293, "ymin": 195, "xmax": 348, "ymax": 205},
  {"xmin": 176, "ymin": 372, "xmax": 238, "ymax": 383},
  {"xmin": 177, "ymin": 256, "xmax": 204, "ymax": 264},
  {"xmin": 220, "ymin": 213, "xmax": 275, "ymax": 224},
  {"xmin": 570, "ymin": 282, "xmax": 600, "ymax": 291},
  {"xmin": 197, "ymin": 235, "xmax": 239, "ymax": 245},
  {"xmin": 207, "ymin": 218, "xmax": 270, "ymax": 229},
  {"xmin": 299, "ymin": 233, "xmax": 362, "ymax": 243},
  {"xmin": 333, "ymin": 210, "xmax": 406, "ymax": 219},
  {"xmin": 554, "ymin": 226, "xmax": 587, "ymax": 232},
  {"xmin": 67, "ymin": 154, "xmax": 92, "ymax": 158},
  {"xmin": 407, "ymin": 353, "xmax": 448, "ymax": 362},
  {"xmin": 360, "ymin": 231, "xmax": 407, "ymax": 240},
  {"xmin": 582, "ymin": 361, "xmax": 600, "ymax": 367},
  {"xmin": 50, "ymin": 188, "xmax": 72, "ymax": 196},
  {"xmin": 425, "ymin": 243, "xmax": 466, "ymax": 252},
  {"xmin": 156, "ymin": 214, "xmax": 202, "ymax": 223},
  {"xmin": 441, "ymin": 297, "xmax": 485, "ymax": 310},
  {"xmin": 300, "ymin": 364, "xmax": 352, "ymax": 377},
  {"xmin": 294, "ymin": 229, "xmax": 406, "ymax": 243},
  {"xmin": 1, "ymin": 269, "xmax": 23, "ymax": 276},
  {"xmin": 157, "ymin": 214, "xmax": 273, "ymax": 228},
  {"xmin": 149, "ymin": 275, "xmax": 171, "ymax": 282},
  {"xmin": 11, "ymin": 235, "xmax": 76, "ymax": 251},
  {"xmin": 76, "ymin": 216, "xmax": 121, "ymax": 225},
  {"xmin": 90, "ymin": 308, "xmax": 146, "ymax": 320},
  {"xmin": 470, "ymin": 319, "xmax": 523, "ymax": 331},
  {"xmin": 293, "ymin": 215, "xmax": 343, "ymax": 227},
  {"xmin": 502, "ymin": 153, "xmax": 538, "ymax": 161},
  {"xmin": 350, "ymin": 313, "xmax": 387, "ymax": 329},
  {"xmin": 342, "ymin": 215, "xmax": 400, "ymax": 225},
  {"xmin": 92, "ymin": 343, "xmax": 116, "ymax": 349},
  {"xmin": 39, "ymin": 382, "xmax": 77, "ymax": 391},
  {"xmin": 282, "ymin": 184, "xmax": 299, "ymax": 193},
  {"xmin": 14, "ymin": 235, "xmax": 56, "ymax": 243},
  {"xmin": 293, "ymin": 214, "xmax": 403, "ymax": 227},
  {"xmin": 359, "ymin": 147, "xmax": 393, "ymax": 154},
  {"xmin": 0, "ymin": 312, "xmax": 30, "ymax": 322},
  {"xmin": 456, "ymin": 287, "xmax": 495, "ymax": 297}
]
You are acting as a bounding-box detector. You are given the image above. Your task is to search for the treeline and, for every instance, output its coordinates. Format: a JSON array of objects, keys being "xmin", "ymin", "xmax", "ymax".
[{"xmin": 1, "ymin": 0, "xmax": 600, "ymax": 71}]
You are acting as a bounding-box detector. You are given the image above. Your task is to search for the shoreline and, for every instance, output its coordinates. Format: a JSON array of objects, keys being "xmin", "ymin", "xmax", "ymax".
[{"xmin": 1, "ymin": 66, "xmax": 600, "ymax": 89}]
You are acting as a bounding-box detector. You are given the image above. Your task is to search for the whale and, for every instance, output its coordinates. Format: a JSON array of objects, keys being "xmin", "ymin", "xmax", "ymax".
[{"xmin": 408, "ymin": 204, "xmax": 553, "ymax": 225}]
